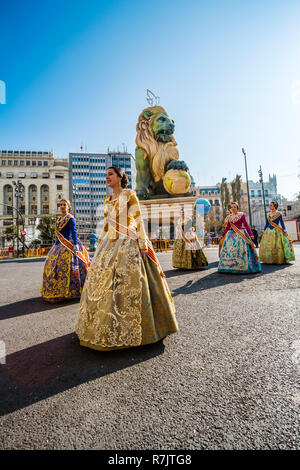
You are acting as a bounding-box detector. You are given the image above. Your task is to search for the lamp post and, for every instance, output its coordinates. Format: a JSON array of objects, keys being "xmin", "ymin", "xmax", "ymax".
[
  {"xmin": 258, "ymin": 166, "xmax": 267, "ymax": 223},
  {"xmin": 1, "ymin": 202, "xmax": 26, "ymax": 257},
  {"xmin": 12, "ymin": 180, "xmax": 25, "ymax": 257},
  {"xmin": 242, "ymin": 148, "xmax": 252, "ymax": 226}
]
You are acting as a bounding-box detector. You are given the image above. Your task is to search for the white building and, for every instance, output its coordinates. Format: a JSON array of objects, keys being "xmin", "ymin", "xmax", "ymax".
[{"xmin": 0, "ymin": 150, "xmax": 69, "ymax": 247}]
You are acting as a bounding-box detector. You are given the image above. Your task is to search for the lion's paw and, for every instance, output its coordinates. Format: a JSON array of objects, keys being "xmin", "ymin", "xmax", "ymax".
[{"xmin": 166, "ymin": 160, "xmax": 189, "ymax": 172}]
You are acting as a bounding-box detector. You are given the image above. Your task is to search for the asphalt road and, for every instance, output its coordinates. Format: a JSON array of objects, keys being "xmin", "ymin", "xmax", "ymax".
[{"xmin": 0, "ymin": 246, "xmax": 300, "ymax": 450}]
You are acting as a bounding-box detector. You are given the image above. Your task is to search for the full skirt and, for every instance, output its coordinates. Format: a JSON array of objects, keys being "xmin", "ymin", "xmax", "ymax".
[
  {"xmin": 41, "ymin": 241, "xmax": 88, "ymax": 302},
  {"xmin": 75, "ymin": 237, "xmax": 178, "ymax": 351},
  {"xmin": 218, "ymin": 229, "xmax": 262, "ymax": 274},
  {"xmin": 259, "ymin": 228, "xmax": 295, "ymax": 264},
  {"xmin": 172, "ymin": 239, "xmax": 208, "ymax": 269}
]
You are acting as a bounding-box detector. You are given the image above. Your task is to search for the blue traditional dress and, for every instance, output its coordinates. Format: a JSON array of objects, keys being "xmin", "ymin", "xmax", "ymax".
[
  {"xmin": 259, "ymin": 211, "xmax": 295, "ymax": 264},
  {"xmin": 218, "ymin": 212, "xmax": 262, "ymax": 274},
  {"xmin": 41, "ymin": 213, "xmax": 90, "ymax": 303}
]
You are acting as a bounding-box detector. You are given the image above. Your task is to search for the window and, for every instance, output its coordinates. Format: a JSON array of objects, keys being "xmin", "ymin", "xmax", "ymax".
[
  {"xmin": 250, "ymin": 190, "xmax": 254, "ymax": 197},
  {"xmin": 38, "ymin": 161, "xmax": 42, "ymax": 166},
  {"xmin": 28, "ymin": 218, "xmax": 36, "ymax": 225},
  {"xmin": 287, "ymin": 205, "xmax": 292, "ymax": 211},
  {"xmin": 265, "ymin": 190, "xmax": 268, "ymax": 196},
  {"xmin": 44, "ymin": 161, "xmax": 48, "ymax": 166},
  {"xmin": 2, "ymin": 160, "xmax": 6, "ymax": 165},
  {"xmin": 26, "ymin": 161, "xmax": 31, "ymax": 166},
  {"xmin": 18, "ymin": 172, "xmax": 26, "ymax": 178},
  {"xmin": 20, "ymin": 161, "xmax": 24, "ymax": 166},
  {"xmin": 30, "ymin": 172, "xmax": 38, "ymax": 178},
  {"xmin": 257, "ymin": 190, "xmax": 262, "ymax": 197},
  {"xmin": 57, "ymin": 185, "xmax": 63, "ymax": 190},
  {"xmin": 32, "ymin": 161, "xmax": 36, "ymax": 166},
  {"xmin": 55, "ymin": 174, "xmax": 64, "ymax": 179},
  {"xmin": 14, "ymin": 160, "xmax": 18, "ymax": 165},
  {"xmin": 8, "ymin": 160, "xmax": 12, "ymax": 166},
  {"xmin": 6, "ymin": 172, "xmax": 13, "ymax": 178},
  {"xmin": 42, "ymin": 173, "xmax": 49, "ymax": 178}
]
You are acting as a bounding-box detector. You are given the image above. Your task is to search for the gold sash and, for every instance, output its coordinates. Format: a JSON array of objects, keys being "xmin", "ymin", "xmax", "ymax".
[
  {"xmin": 107, "ymin": 216, "xmax": 173, "ymax": 302},
  {"xmin": 56, "ymin": 230, "xmax": 90, "ymax": 267},
  {"xmin": 229, "ymin": 220, "xmax": 256, "ymax": 250},
  {"xmin": 180, "ymin": 229, "xmax": 196, "ymax": 253}
]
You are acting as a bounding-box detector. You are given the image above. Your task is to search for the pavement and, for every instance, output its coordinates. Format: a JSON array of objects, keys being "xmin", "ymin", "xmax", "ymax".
[{"xmin": 0, "ymin": 246, "xmax": 300, "ymax": 450}]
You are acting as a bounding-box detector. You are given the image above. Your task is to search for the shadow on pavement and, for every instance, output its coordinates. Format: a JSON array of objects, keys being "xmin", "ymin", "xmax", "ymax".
[
  {"xmin": 164, "ymin": 261, "xmax": 219, "ymax": 278},
  {"xmin": 0, "ymin": 297, "xmax": 80, "ymax": 321},
  {"xmin": 171, "ymin": 262, "xmax": 293, "ymax": 297},
  {"xmin": 0, "ymin": 333, "xmax": 165, "ymax": 416}
]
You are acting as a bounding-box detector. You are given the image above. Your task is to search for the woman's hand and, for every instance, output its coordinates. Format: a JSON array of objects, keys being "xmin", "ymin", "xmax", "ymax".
[{"xmin": 140, "ymin": 249, "xmax": 147, "ymax": 261}]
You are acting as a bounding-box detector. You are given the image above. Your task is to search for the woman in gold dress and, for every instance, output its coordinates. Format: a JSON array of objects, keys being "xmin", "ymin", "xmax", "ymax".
[
  {"xmin": 75, "ymin": 166, "xmax": 178, "ymax": 351},
  {"xmin": 172, "ymin": 218, "xmax": 208, "ymax": 269}
]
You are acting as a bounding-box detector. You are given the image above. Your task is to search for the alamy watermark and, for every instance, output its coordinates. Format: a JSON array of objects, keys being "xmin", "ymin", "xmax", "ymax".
[
  {"xmin": 0, "ymin": 340, "xmax": 6, "ymax": 364},
  {"xmin": 0, "ymin": 80, "xmax": 6, "ymax": 104}
]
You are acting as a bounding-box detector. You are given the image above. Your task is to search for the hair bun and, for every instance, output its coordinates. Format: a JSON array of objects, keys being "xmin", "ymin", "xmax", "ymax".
[{"xmin": 121, "ymin": 172, "xmax": 128, "ymax": 188}]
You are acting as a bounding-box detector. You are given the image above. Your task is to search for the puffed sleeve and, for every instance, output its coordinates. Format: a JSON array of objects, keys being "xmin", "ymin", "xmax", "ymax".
[
  {"xmin": 220, "ymin": 219, "xmax": 230, "ymax": 238},
  {"xmin": 128, "ymin": 191, "xmax": 147, "ymax": 250},
  {"xmin": 242, "ymin": 213, "xmax": 253, "ymax": 238},
  {"xmin": 69, "ymin": 218, "xmax": 79, "ymax": 248},
  {"xmin": 97, "ymin": 201, "xmax": 109, "ymax": 245},
  {"xmin": 279, "ymin": 214, "xmax": 286, "ymax": 231}
]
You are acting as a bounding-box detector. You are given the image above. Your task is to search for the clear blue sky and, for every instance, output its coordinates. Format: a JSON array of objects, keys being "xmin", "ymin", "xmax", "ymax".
[{"xmin": 1, "ymin": 0, "xmax": 300, "ymax": 199}]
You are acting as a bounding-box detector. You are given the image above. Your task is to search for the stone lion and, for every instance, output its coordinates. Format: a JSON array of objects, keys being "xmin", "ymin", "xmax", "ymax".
[{"xmin": 135, "ymin": 106, "xmax": 189, "ymax": 199}]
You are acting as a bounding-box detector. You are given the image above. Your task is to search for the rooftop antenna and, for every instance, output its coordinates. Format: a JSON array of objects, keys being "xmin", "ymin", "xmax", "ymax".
[{"xmin": 146, "ymin": 89, "xmax": 160, "ymax": 107}]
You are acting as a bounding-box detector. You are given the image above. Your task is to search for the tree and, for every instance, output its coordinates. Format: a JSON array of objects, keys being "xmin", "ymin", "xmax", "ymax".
[
  {"xmin": 3, "ymin": 225, "xmax": 18, "ymax": 244},
  {"xmin": 231, "ymin": 174, "xmax": 242, "ymax": 205},
  {"xmin": 220, "ymin": 177, "xmax": 230, "ymax": 218},
  {"xmin": 36, "ymin": 216, "xmax": 57, "ymax": 246}
]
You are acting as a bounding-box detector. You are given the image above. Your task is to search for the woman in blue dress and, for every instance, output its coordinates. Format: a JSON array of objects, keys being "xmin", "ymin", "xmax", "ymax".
[
  {"xmin": 259, "ymin": 201, "xmax": 295, "ymax": 264},
  {"xmin": 41, "ymin": 199, "xmax": 90, "ymax": 303}
]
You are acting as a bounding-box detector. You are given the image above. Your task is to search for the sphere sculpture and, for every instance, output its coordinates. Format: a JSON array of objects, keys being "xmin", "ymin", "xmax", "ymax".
[
  {"xmin": 195, "ymin": 198, "xmax": 211, "ymax": 216},
  {"xmin": 135, "ymin": 105, "xmax": 191, "ymax": 199}
]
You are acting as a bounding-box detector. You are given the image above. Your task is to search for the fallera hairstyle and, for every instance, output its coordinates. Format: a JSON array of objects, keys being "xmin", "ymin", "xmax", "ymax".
[
  {"xmin": 107, "ymin": 166, "xmax": 129, "ymax": 188},
  {"xmin": 230, "ymin": 201, "xmax": 239, "ymax": 209},
  {"xmin": 271, "ymin": 201, "xmax": 278, "ymax": 210},
  {"xmin": 60, "ymin": 199, "xmax": 72, "ymax": 212}
]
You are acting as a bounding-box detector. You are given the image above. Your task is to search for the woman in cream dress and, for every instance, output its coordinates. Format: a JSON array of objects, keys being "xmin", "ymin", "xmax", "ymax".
[{"xmin": 75, "ymin": 166, "xmax": 178, "ymax": 351}]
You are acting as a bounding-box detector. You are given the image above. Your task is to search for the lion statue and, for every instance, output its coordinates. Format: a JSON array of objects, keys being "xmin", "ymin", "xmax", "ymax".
[{"xmin": 135, "ymin": 105, "xmax": 191, "ymax": 199}]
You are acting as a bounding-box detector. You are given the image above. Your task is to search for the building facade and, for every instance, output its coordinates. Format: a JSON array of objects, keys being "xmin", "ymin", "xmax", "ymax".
[
  {"xmin": 248, "ymin": 174, "xmax": 285, "ymax": 231},
  {"xmin": 0, "ymin": 150, "xmax": 69, "ymax": 247},
  {"xmin": 69, "ymin": 151, "xmax": 136, "ymax": 236}
]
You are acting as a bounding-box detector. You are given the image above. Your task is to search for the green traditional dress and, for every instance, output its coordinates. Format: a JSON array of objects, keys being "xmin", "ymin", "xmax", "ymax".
[{"xmin": 259, "ymin": 211, "xmax": 295, "ymax": 264}]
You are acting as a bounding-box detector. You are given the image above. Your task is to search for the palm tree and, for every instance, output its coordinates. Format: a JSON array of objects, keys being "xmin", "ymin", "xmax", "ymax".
[
  {"xmin": 231, "ymin": 174, "xmax": 242, "ymax": 205},
  {"xmin": 3, "ymin": 225, "xmax": 18, "ymax": 244}
]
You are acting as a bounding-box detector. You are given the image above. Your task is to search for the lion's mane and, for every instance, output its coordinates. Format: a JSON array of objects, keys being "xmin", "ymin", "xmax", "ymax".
[{"xmin": 135, "ymin": 106, "xmax": 179, "ymax": 182}]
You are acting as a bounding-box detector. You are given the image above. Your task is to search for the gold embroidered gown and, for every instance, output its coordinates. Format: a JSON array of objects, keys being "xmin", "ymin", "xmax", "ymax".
[
  {"xmin": 75, "ymin": 189, "xmax": 178, "ymax": 351},
  {"xmin": 172, "ymin": 226, "xmax": 208, "ymax": 269}
]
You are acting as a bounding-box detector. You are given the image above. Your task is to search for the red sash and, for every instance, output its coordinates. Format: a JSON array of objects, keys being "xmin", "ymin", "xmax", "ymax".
[
  {"xmin": 229, "ymin": 221, "xmax": 256, "ymax": 250},
  {"xmin": 180, "ymin": 228, "xmax": 196, "ymax": 253},
  {"xmin": 107, "ymin": 217, "xmax": 173, "ymax": 302},
  {"xmin": 56, "ymin": 230, "xmax": 90, "ymax": 267}
]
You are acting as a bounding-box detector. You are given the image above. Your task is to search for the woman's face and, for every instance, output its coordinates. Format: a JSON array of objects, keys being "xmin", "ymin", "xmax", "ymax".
[
  {"xmin": 231, "ymin": 204, "xmax": 238, "ymax": 213},
  {"xmin": 60, "ymin": 201, "xmax": 69, "ymax": 215},
  {"xmin": 269, "ymin": 203, "xmax": 275, "ymax": 211},
  {"xmin": 106, "ymin": 168, "xmax": 120, "ymax": 188},
  {"xmin": 226, "ymin": 210, "xmax": 230, "ymax": 216}
]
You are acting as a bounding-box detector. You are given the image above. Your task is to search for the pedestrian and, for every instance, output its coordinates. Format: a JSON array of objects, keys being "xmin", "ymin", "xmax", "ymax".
[
  {"xmin": 259, "ymin": 201, "xmax": 295, "ymax": 264},
  {"xmin": 8, "ymin": 244, "xmax": 14, "ymax": 259},
  {"xmin": 172, "ymin": 218, "xmax": 208, "ymax": 269},
  {"xmin": 75, "ymin": 166, "xmax": 178, "ymax": 351},
  {"xmin": 218, "ymin": 201, "xmax": 261, "ymax": 274},
  {"xmin": 251, "ymin": 226, "xmax": 259, "ymax": 248},
  {"xmin": 41, "ymin": 199, "xmax": 90, "ymax": 303}
]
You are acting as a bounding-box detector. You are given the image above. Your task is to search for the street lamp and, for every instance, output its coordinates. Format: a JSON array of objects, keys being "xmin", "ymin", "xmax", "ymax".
[
  {"xmin": 12, "ymin": 180, "xmax": 25, "ymax": 257},
  {"xmin": 258, "ymin": 166, "xmax": 267, "ymax": 222},
  {"xmin": 242, "ymin": 148, "xmax": 252, "ymax": 227}
]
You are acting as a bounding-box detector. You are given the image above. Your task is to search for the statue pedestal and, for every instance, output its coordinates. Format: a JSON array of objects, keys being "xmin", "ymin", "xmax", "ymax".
[{"xmin": 139, "ymin": 196, "xmax": 198, "ymax": 240}]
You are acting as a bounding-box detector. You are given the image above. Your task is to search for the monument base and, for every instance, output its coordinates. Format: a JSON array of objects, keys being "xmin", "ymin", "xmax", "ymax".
[{"xmin": 139, "ymin": 196, "xmax": 198, "ymax": 240}]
